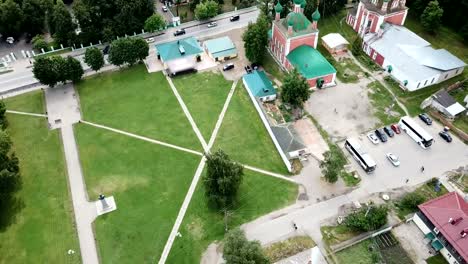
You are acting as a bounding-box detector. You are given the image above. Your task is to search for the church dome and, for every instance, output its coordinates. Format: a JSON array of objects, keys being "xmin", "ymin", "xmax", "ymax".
[
  {"xmin": 274, "ymin": 2, "xmax": 283, "ymax": 13},
  {"xmin": 312, "ymin": 8, "xmax": 321, "ymax": 21},
  {"xmin": 300, "ymin": 1, "xmax": 305, "ymax": 8}
]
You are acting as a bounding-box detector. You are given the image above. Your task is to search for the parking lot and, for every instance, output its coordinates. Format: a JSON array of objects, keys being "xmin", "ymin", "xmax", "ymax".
[{"xmin": 343, "ymin": 117, "xmax": 468, "ymax": 193}]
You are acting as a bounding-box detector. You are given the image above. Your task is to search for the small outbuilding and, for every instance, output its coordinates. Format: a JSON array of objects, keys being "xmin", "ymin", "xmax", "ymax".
[
  {"xmin": 321, "ymin": 33, "xmax": 349, "ymax": 55},
  {"xmin": 203, "ymin": 36, "xmax": 237, "ymax": 62},
  {"xmin": 271, "ymin": 124, "xmax": 307, "ymax": 160},
  {"xmin": 243, "ymin": 70, "xmax": 277, "ymax": 102},
  {"xmin": 155, "ymin": 37, "xmax": 203, "ymax": 76},
  {"xmin": 431, "ymin": 90, "xmax": 466, "ymax": 118}
]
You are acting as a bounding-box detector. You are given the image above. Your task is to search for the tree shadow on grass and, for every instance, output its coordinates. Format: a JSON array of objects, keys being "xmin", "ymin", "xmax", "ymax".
[{"xmin": 0, "ymin": 194, "xmax": 25, "ymax": 233}]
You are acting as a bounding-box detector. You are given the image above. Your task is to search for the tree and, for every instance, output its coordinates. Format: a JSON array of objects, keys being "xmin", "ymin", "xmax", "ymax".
[
  {"xmin": 223, "ymin": 229, "xmax": 270, "ymax": 264},
  {"xmin": 420, "ymin": 0, "xmax": 443, "ymax": 33},
  {"xmin": 33, "ymin": 56, "xmax": 62, "ymax": 87},
  {"xmin": 84, "ymin": 47, "xmax": 104, "ymax": 72},
  {"xmin": 144, "ymin": 14, "xmax": 166, "ymax": 32},
  {"xmin": 203, "ymin": 150, "xmax": 244, "ymax": 210},
  {"xmin": 32, "ymin": 35, "xmax": 49, "ymax": 52},
  {"xmin": 0, "ymin": 0, "xmax": 24, "ymax": 38},
  {"xmin": 21, "ymin": 0, "xmax": 52, "ymax": 36},
  {"xmin": 351, "ymin": 37, "xmax": 363, "ymax": 57},
  {"xmin": 281, "ymin": 68, "xmax": 310, "ymax": 109},
  {"xmin": 242, "ymin": 14, "xmax": 269, "ymax": 64},
  {"xmin": 108, "ymin": 38, "xmax": 149, "ymax": 67},
  {"xmin": 0, "ymin": 101, "xmax": 7, "ymax": 130},
  {"xmin": 194, "ymin": 0, "xmax": 219, "ymax": 20},
  {"xmin": 133, "ymin": 38, "xmax": 150, "ymax": 62},
  {"xmin": 51, "ymin": 0, "xmax": 76, "ymax": 46},
  {"xmin": 320, "ymin": 147, "xmax": 344, "ymax": 183},
  {"xmin": 64, "ymin": 56, "xmax": 84, "ymax": 83},
  {"xmin": 344, "ymin": 204, "xmax": 388, "ymax": 232},
  {"xmin": 399, "ymin": 192, "xmax": 425, "ymax": 211}
]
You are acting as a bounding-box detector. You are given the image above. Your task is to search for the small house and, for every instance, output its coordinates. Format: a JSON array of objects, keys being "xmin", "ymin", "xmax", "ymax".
[
  {"xmin": 271, "ymin": 124, "xmax": 307, "ymax": 159},
  {"xmin": 321, "ymin": 33, "xmax": 349, "ymax": 55},
  {"xmin": 155, "ymin": 37, "xmax": 203, "ymax": 76},
  {"xmin": 431, "ymin": 90, "xmax": 466, "ymax": 119},
  {"xmin": 203, "ymin": 36, "xmax": 237, "ymax": 62},
  {"xmin": 243, "ymin": 70, "xmax": 277, "ymax": 102}
]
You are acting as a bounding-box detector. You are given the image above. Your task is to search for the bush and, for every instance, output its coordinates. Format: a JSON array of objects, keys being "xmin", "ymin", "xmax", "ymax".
[
  {"xmin": 399, "ymin": 192, "xmax": 425, "ymax": 211},
  {"xmin": 32, "ymin": 35, "xmax": 49, "ymax": 52},
  {"xmin": 344, "ymin": 204, "xmax": 388, "ymax": 232}
]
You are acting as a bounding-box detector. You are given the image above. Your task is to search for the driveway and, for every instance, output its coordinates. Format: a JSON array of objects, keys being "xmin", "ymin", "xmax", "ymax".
[{"xmin": 393, "ymin": 222, "xmax": 433, "ymax": 264}]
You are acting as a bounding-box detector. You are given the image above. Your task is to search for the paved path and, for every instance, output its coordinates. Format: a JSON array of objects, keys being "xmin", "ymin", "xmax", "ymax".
[
  {"xmin": 243, "ymin": 165, "xmax": 298, "ymax": 184},
  {"xmin": 80, "ymin": 120, "xmax": 203, "ymax": 156},
  {"xmin": 5, "ymin": 110, "xmax": 47, "ymax": 117},
  {"xmin": 61, "ymin": 125, "xmax": 99, "ymax": 264}
]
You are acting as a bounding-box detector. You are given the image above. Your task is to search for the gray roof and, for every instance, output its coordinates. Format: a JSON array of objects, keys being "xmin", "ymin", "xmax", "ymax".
[
  {"xmin": 271, "ymin": 124, "xmax": 306, "ymax": 158},
  {"xmin": 359, "ymin": 0, "xmax": 408, "ymax": 16},
  {"xmin": 364, "ymin": 24, "xmax": 466, "ymax": 81},
  {"xmin": 432, "ymin": 90, "xmax": 457, "ymax": 108}
]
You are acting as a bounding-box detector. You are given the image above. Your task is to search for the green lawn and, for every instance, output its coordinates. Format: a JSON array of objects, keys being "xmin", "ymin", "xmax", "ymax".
[
  {"xmin": 0, "ymin": 97, "xmax": 79, "ymax": 263},
  {"xmin": 426, "ymin": 254, "xmax": 449, "ymax": 264},
  {"xmin": 264, "ymin": 236, "xmax": 316, "ymax": 263},
  {"xmin": 318, "ymin": 45, "xmax": 362, "ymax": 83},
  {"xmin": 172, "ymin": 71, "xmax": 232, "ymax": 142},
  {"xmin": 4, "ymin": 90, "xmax": 45, "ymax": 114},
  {"xmin": 321, "ymin": 225, "xmax": 361, "ymax": 247},
  {"xmin": 213, "ymin": 82, "xmax": 288, "ymax": 174},
  {"xmin": 367, "ymin": 81, "xmax": 406, "ymax": 126},
  {"xmin": 77, "ymin": 64, "xmax": 201, "ymax": 150},
  {"xmin": 166, "ymin": 170, "xmax": 298, "ymax": 263},
  {"xmin": 75, "ymin": 123, "xmax": 201, "ymax": 263},
  {"xmin": 335, "ymin": 239, "xmax": 375, "ymax": 264}
]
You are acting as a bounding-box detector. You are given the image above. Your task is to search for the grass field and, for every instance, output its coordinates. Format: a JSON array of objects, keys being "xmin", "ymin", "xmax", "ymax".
[
  {"xmin": 4, "ymin": 90, "xmax": 45, "ymax": 114},
  {"xmin": 172, "ymin": 71, "xmax": 232, "ymax": 142},
  {"xmin": 319, "ymin": 44, "xmax": 362, "ymax": 83},
  {"xmin": 321, "ymin": 225, "xmax": 361, "ymax": 247},
  {"xmin": 166, "ymin": 170, "xmax": 297, "ymax": 263},
  {"xmin": 264, "ymin": 236, "xmax": 316, "ymax": 263},
  {"xmin": 0, "ymin": 93, "xmax": 79, "ymax": 263},
  {"xmin": 77, "ymin": 64, "xmax": 201, "ymax": 150},
  {"xmin": 213, "ymin": 82, "xmax": 288, "ymax": 174},
  {"xmin": 335, "ymin": 239, "xmax": 375, "ymax": 264},
  {"xmin": 426, "ymin": 254, "xmax": 449, "ymax": 264},
  {"xmin": 75, "ymin": 123, "xmax": 201, "ymax": 263},
  {"xmin": 367, "ymin": 81, "xmax": 405, "ymax": 126}
]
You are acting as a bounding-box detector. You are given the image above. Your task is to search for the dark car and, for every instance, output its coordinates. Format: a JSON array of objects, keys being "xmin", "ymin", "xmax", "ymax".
[
  {"xmin": 230, "ymin": 15, "xmax": 240, "ymax": 22},
  {"xmin": 103, "ymin": 45, "xmax": 110, "ymax": 55},
  {"xmin": 383, "ymin": 126, "xmax": 394, "ymax": 137},
  {"xmin": 418, "ymin": 113, "xmax": 432, "ymax": 125},
  {"xmin": 173, "ymin": 29, "xmax": 186, "ymax": 36},
  {"xmin": 391, "ymin": 124, "xmax": 401, "ymax": 134},
  {"xmin": 223, "ymin": 63, "xmax": 234, "ymax": 71},
  {"xmin": 439, "ymin": 131, "xmax": 452, "ymax": 142},
  {"xmin": 244, "ymin": 65, "xmax": 252, "ymax": 73},
  {"xmin": 375, "ymin": 129, "xmax": 388, "ymax": 142},
  {"xmin": 251, "ymin": 63, "xmax": 260, "ymax": 70}
]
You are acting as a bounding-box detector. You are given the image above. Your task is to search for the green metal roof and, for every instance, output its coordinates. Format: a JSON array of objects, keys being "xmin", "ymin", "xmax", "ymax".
[
  {"xmin": 286, "ymin": 45, "xmax": 336, "ymax": 79},
  {"xmin": 425, "ymin": 232, "xmax": 436, "ymax": 240},
  {"xmin": 155, "ymin": 37, "xmax": 203, "ymax": 62},
  {"xmin": 283, "ymin": 12, "xmax": 311, "ymax": 32},
  {"xmin": 312, "ymin": 8, "xmax": 321, "ymax": 21},
  {"xmin": 431, "ymin": 239, "xmax": 443, "ymax": 251},
  {"xmin": 274, "ymin": 2, "xmax": 283, "ymax": 13},
  {"xmin": 204, "ymin": 36, "xmax": 236, "ymax": 54},
  {"xmin": 268, "ymin": 29, "xmax": 272, "ymax": 39},
  {"xmin": 243, "ymin": 71, "xmax": 276, "ymax": 97}
]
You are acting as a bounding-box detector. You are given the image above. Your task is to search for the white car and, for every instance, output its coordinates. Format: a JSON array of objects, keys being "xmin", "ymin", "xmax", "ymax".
[
  {"xmin": 207, "ymin": 22, "xmax": 217, "ymax": 28},
  {"xmin": 162, "ymin": 6, "xmax": 168, "ymax": 12},
  {"xmin": 386, "ymin": 153, "xmax": 400, "ymax": 167},
  {"xmin": 367, "ymin": 133, "xmax": 379, "ymax": 144},
  {"xmin": 6, "ymin": 37, "xmax": 14, "ymax": 44},
  {"xmin": 146, "ymin": 37, "xmax": 155, "ymax": 43}
]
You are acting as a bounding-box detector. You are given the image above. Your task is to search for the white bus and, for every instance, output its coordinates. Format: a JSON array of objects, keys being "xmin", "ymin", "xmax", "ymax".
[
  {"xmin": 345, "ymin": 138, "xmax": 376, "ymax": 173},
  {"xmin": 398, "ymin": 116, "xmax": 433, "ymax": 149}
]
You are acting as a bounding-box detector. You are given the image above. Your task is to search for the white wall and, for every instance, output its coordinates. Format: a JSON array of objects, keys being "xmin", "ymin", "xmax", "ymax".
[
  {"xmin": 436, "ymin": 67, "xmax": 465, "ymax": 84},
  {"xmin": 440, "ymin": 248, "xmax": 460, "ymax": 264}
]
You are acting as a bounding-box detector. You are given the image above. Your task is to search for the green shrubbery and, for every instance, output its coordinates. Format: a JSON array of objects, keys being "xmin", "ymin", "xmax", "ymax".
[{"xmin": 344, "ymin": 204, "xmax": 389, "ymax": 232}]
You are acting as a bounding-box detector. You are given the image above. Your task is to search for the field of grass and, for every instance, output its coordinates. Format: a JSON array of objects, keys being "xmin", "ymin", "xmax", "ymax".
[
  {"xmin": 4, "ymin": 90, "xmax": 45, "ymax": 114},
  {"xmin": 166, "ymin": 170, "xmax": 298, "ymax": 263},
  {"xmin": 318, "ymin": 45, "xmax": 362, "ymax": 83},
  {"xmin": 335, "ymin": 239, "xmax": 375, "ymax": 264},
  {"xmin": 77, "ymin": 64, "xmax": 201, "ymax": 150},
  {"xmin": 213, "ymin": 82, "xmax": 288, "ymax": 174},
  {"xmin": 380, "ymin": 243, "xmax": 414, "ymax": 264},
  {"xmin": 426, "ymin": 254, "xmax": 449, "ymax": 264},
  {"xmin": 0, "ymin": 94, "xmax": 79, "ymax": 263},
  {"xmin": 264, "ymin": 236, "xmax": 315, "ymax": 263},
  {"xmin": 75, "ymin": 123, "xmax": 201, "ymax": 263},
  {"xmin": 172, "ymin": 71, "xmax": 232, "ymax": 141},
  {"xmin": 367, "ymin": 81, "xmax": 406, "ymax": 126},
  {"xmin": 321, "ymin": 225, "xmax": 361, "ymax": 247}
]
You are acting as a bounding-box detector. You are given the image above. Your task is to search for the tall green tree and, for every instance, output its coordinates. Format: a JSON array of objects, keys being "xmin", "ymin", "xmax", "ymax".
[
  {"xmin": 144, "ymin": 14, "xmax": 166, "ymax": 32},
  {"xmin": 0, "ymin": 101, "xmax": 7, "ymax": 130},
  {"xmin": 223, "ymin": 229, "xmax": 270, "ymax": 264},
  {"xmin": 281, "ymin": 68, "xmax": 310, "ymax": 109},
  {"xmin": 51, "ymin": 0, "xmax": 76, "ymax": 46},
  {"xmin": 0, "ymin": 0, "xmax": 24, "ymax": 38},
  {"xmin": 64, "ymin": 56, "xmax": 84, "ymax": 83},
  {"xmin": 21, "ymin": 0, "xmax": 53, "ymax": 36},
  {"xmin": 33, "ymin": 56, "xmax": 62, "ymax": 87},
  {"xmin": 108, "ymin": 38, "xmax": 149, "ymax": 67},
  {"xmin": 194, "ymin": 0, "xmax": 219, "ymax": 20},
  {"xmin": 420, "ymin": 0, "xmax": 444, "ymax": 33},
  {"xmin": 319, "ymin": 145, "xmax": 346, "ymax": 183},
  {"xmin": 344, "ymin": 204, "xmax": 388, "ymax": 232},
  {"xmin": 84, "ymin": 47, "xmax": 105, "ymax": 72},
  {"xmin": 203, "ymin": 150, "xmax": 244, "ymax": 210},
  {"xmin": 242, "ymin": 14, "xmax": 269, "ymax": 64}
]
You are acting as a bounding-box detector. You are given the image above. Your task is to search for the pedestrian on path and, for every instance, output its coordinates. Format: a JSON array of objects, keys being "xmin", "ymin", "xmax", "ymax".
[
  {"xmin": 405, "ymin": 179, "xmax": 409, "ymax": 184},
  {"xmin": 421, "ymin": 166, "xmax": 425, "ymax": 173},
  {"xmin": 292, "ymin": 221, "xmax": 298, "ymax": 231},
  {"xmin": 334, "ymin": 108, "xmax": 338, "ymax": 114}
]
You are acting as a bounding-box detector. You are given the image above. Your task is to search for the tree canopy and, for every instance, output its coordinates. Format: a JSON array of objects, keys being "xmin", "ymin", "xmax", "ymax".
[
  {"xmin": 203, "ymin": 150, "xmax": 244, "ymax": 210},
  {"xmin": 280, "ymin": 68, "xmax": 310, "ymax": 109},
  {"xmin": 33, "ymin": 56, "xmax": 84, "ymax": 87},
  {"xmin": 0, "ymin": 0, "xmax": 24, "ymax": 38},
  {"xmin": 51, "ymin": 0, "xmax": 77, "ymax": 46},
  {"xmin": 242, "ymin": 14, "xmax": 269, "ymax": 64},
  {"xmin": 84, "ymin": 47, "xmax": 105, "ymax": 72},
  {"xmin": 320, "ymin": 145, "xmax": 347, "ymax": 183},
  {"xmin": 108, "ymin": 38, "xmax": 149, "ymax": 67},
  {"xmin": 345, "ymin": 204, "xmax": 388, "ymax": 232},
  {"xmin": 194, "ymin": 0, "xmax": 219, "ymax": 20},
  {"xmin": 223, "ymin": 229, "xmax": 270, "ymax": 264},
  {"xmin": 144, "ymin": 14, "xmax": 166, "ymax": 32},
  {"xmin": 420, "ymin": 0, "xmax": 444, "ymax": 33}
]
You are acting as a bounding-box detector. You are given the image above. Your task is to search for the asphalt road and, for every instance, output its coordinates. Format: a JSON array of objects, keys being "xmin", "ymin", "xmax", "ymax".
[{"xmin": 0, "ymin": 8, "xmax": 259, "ymax": 94}]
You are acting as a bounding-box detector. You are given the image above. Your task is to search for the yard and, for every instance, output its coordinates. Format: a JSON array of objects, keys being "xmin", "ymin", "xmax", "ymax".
[
  {"xmin": 367, "ymin": 81, "xmax": 406, "ymax": 126},
  {"xmin": 263, "ymin": 51, "xmax": 285, "ymax": 81},
  {"xmin": 165, "ymin": 169, "xmax": 298, "ymax": 263},
  {"xmin": 75, "ymin": 123, "xmax": 201, "ymax": 263},
  {"xmin": 321, "ymin": 224, "xmax": 361, "ymax": 247},
  {"xmin": 318, "ymin": 45, "xmax": 363, "ymax": 84},
  {"xmin": 172, "ymin": 71, "xmax": 233, "ymax": 142},
  {"xmin": 77, "ymin": 64, "xmax": 201, "ymax": 150},
  {"xmin": 335, "ymin": 239, "xmax": 375, "ymax": 264},
  {"xmin": 0, "ymin": 94, "xmax": 80, "ymax": 263},
  {"xmin": 213, "ymin": 82, "xmax": 288, "ymax": 174}
]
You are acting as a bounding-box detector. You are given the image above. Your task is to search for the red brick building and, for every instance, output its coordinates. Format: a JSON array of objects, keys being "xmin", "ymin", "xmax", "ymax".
[{"xmin": 269, "ymin": 0, "xmax": 336, "ymax": 88}]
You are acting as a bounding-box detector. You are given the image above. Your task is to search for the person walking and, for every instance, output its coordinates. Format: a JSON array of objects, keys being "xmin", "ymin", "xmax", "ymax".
[
  {"xmin": 405, "ymin": 179, "xmax": 409, "ymax": 184},
  {"xmin": 421, "ymin": 166, "xmax": 425, "ymax": 172}
]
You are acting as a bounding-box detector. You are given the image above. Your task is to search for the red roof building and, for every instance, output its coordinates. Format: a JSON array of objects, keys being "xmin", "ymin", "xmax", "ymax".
[{"xmin": 413, "ymin": 192, "xmax": 468, "ymax": 264}]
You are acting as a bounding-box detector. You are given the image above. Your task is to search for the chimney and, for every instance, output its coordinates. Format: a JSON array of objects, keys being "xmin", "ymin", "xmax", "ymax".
[
  {"xmin": 461, "ymin": 228, "xmax": 468, "ymax": 238},
  {"xmin": 449, "ymin": 218, "xmax": 454, "ymax": 224},
  {"xmin": 454, "ymin": 217, "xmax": 464, "ymax": 225},
  {"xmin": 381, "ymin": 0, "xmax": 389, "ymax": 12}
]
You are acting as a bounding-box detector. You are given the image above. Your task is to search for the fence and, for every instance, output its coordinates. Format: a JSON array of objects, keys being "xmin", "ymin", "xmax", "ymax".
[
  {"xmin": 331, "ymin": 225, "xmax": 394, "ymax": 253},
  {"xmin": 429, "ymin": 110, "xmax": 468, "ymax": 143}
]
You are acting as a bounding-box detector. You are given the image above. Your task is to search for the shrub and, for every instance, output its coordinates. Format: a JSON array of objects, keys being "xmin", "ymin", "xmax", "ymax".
[
  {"xmin": 344, "ymin": 204, "xmax": 388, "ymax": 232},
  {"xmin": 400, "ymin": 192, "xmax": 425, "ymax": 211}
]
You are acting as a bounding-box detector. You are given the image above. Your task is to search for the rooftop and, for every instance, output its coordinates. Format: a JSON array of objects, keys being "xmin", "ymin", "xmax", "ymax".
[
  {"xmin": 419, "ymin": 192, "xmax": 468, "ymax": 262},
  {"xmin": 286, "ymin": 45, "xmax": 336, "ymax": 79},
  {"xmin": 433, "ymin": 90, "xmax": 457, "ymax": 108},
  {"xmin": 204, "ymin": 36, "xmax": 237, "ymax": 58},
  {"xmin": 243, "ymin": 70, "xmax": 276, "ymax": 98},
  {"xmin": 321, "ymin": 33, "xmax": 349, "ymax": 49},
  {"xmin": 271, "ymin": 124, "xmax": 306, "ymax": 158},
  {"xmin": 155, "ymin": 37, "xmax": 203, "ymax": 62},
  {"xmin": 359, "ymin": 0, "xmax": 408, "ymax": 16},
  {"xmin": 274, "ymin": 12, "xmax": 317, "ymax": 38}
]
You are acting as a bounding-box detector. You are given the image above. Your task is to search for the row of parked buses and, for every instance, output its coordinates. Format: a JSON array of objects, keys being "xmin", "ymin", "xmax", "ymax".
[{"xmin": 345, "ymin": 116, "xmax": 434, "ymax": 173}]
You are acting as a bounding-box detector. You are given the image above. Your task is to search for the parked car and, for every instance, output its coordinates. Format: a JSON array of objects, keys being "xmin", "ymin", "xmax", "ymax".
[
  {"xmin": 230, "ymin": 15, "xmax": 240, "ymax": 22},
  {"xmin": 418, "ymin": 113, "xmax": 432, "ymax": 125},
  {"xmin": 223, "ymin": 63, "xmax": 234, "ymax": 71},
  {"xmin": 244, "ymin": 65, "xmax": 252, "ymax": 73},
  {"xmin": 386, "ymin": 153, "xmax": 400, "ymax": 167},
  {"xmin": 367, "ymin": 133, "xmax": 379, "ymax": 144},
  {"xmin": 162, "ymin": 5, "xmax": 168, "ymax": 12},
  {"xmin": 439, "ymin": 131, "xmax": 452, "ymax": 142},
  {"xmin": 146, "ymin": 37, "xmax": 155, "ymax": 43},
  {"xmin": 103, "ymin": 45, "xmax": 110, "ymax": 55},
  {"xmin": 383, "ymin": 126, "xmax": 394, "ymax": 137},
  {"xmin": 6, "ymin": 37, "xmax": 14, "ymax": 44},
  {"xmin": 174, "ymin": 29, "xmax": 186, "ymax": 36},
  {"xmin": 391, "ymin": 124, "xmax": 401, "ymax": 134},
  {"xmin": 375, "ymin": 129, "xmax": 387, "ymax": 142},
  {"xmin": 207, "ymin": 22, "xmax": 217, "ymax": 28},
  {"xmin": 251, "ymin": 63, "xmax": 260, "ymax": 70}
]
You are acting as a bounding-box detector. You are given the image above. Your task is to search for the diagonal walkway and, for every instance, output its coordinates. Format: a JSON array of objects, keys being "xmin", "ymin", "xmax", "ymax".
[
  {"xmin": 243, "ymin": 165, "xmax": 298, "ymax": 184},
  {"xmin": 6, "ymin": 110, "xmax": 47, "ymax": 118},
  {"xmin": 80, "ymin": 120, "xmax": 203, "ymax": 156}
]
